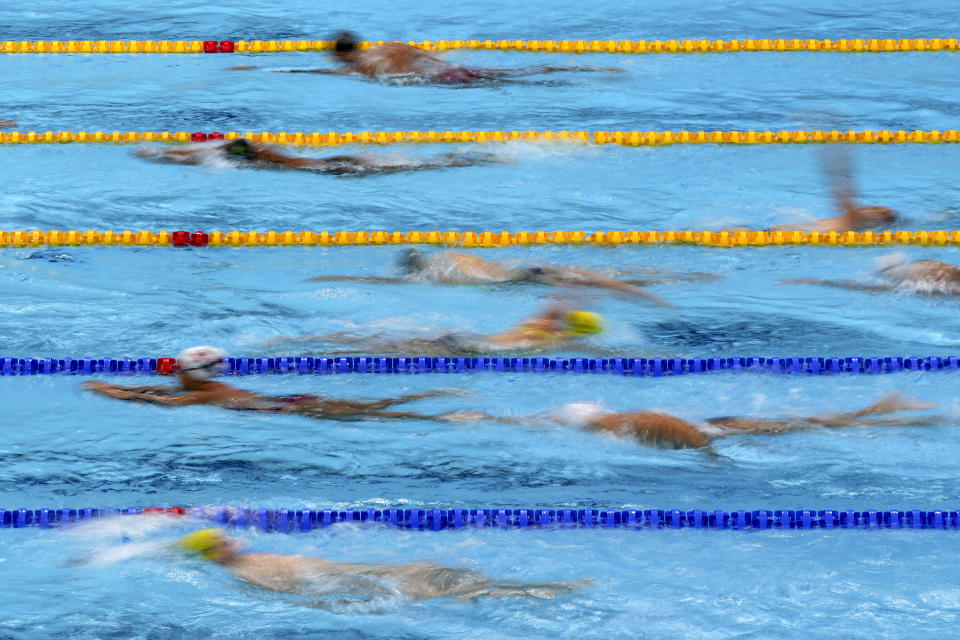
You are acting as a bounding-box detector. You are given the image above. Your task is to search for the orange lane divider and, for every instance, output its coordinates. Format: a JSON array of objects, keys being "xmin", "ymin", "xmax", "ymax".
[
  {"xmin": 1, "ymin": 129, "xmax": 959, "ymax": 146},
  {"xmin": 2, "ymin": 230, "xmax": 959, "ymax": 248},
  {"xmin": 1, "ymin": 38, "xmax": 958, "ymax": 55}
]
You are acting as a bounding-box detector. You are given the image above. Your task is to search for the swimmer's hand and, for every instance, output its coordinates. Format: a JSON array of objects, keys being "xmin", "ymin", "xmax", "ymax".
[
  {"xmin": 226, "ymin": 65, "xmax": 260, "ymax": 71},
  {"xmin": 83, "ymin": 381, "xmax": 136, "ymax": 399},
  {"xmin": 0, "ymin": 120, "xmax": 18, "ymax": 128},
  {"xmin": 84, "ymin": 381, "xmax": 169, "ymax": 400}
]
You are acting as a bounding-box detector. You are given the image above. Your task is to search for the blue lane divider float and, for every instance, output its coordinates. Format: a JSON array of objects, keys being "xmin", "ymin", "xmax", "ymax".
[
  {"xmin": 0, "ymin": 355, "xmax": 958, "ymax": 376},
  {"xmin": 2, "ymin": 507, "xmax": 958, "ymax": 531}
]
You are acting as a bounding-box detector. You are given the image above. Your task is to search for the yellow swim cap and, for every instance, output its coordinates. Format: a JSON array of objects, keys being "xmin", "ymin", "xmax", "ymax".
[
  {"xmin": 176, "ymin": 528, "xmax": 225, "ymax": 560},
  {"xmin": 563, "ymin": 310, "xmax": 604, "ymax": 336}
]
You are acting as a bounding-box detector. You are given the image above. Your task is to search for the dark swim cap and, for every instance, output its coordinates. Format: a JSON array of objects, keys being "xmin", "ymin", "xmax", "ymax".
[
  {"xmin": 334, "ymin": 31, "xmax": 358, "ymax": 53},
  {"xmin": 396, "ymin": 248, "xmax": 428, "ymax": 274},
  {"xmin": 226, "ymin": 139, "xmax": 253, "ymax": 157}
]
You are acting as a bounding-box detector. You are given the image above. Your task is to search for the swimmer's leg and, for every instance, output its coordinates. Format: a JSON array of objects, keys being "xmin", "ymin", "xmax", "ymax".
[
  {"xmin": 622, "ymin": 272, "xmax": 722, "ymax": 285},
  {"xmin": 271, "ymin": 68, "xmax": 345, "ymax": 75},
  {"xmin": 360, "ymin": 389, "xmax": 476, "ymax": 408},
  {"xmin": 706, "ymin": 417, "xmax": 807, "ymax": 435},
  {"xmin": 303, "ymin": 389, "xmax": 475, "ymax": 416},
  {"xmin": 806, "ymin": 393, "xmax": 934, "ymax": 427},
  {"xmin": 780, "ymin": 278, "xmax": 896, "ymax": 293},
  {"xmin": 487, "ymin": 65, "xmax": 625, "ymax": 78},
  {"xmin": 451, "ymin": 580, "xmax": 584, "ymax": 600}
]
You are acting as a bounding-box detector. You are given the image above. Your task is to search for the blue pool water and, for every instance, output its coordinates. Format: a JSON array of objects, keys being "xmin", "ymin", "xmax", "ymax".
[{"xmin": 3, "ymin": 0, "xmax": 960, "ymax": 637}]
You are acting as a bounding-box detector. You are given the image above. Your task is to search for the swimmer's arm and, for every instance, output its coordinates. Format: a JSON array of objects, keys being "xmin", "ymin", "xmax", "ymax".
[
  {"xmin": 779, "ymin": 278, "xmax": 895, "ymax": 292},
  {"xmin": 0, "ymin": 120, "xmax": 17, "ymax": 128},
  {"xmin": 306, "ymin": 275, "xmax": 404, "ymax": 284},
  {"xmin": 136, "ymin": 147, "xmax": 202, "ymax": 165},
  {"xmin": 83, "ymin": 382, "xmax": 212, "ymax": 406}
]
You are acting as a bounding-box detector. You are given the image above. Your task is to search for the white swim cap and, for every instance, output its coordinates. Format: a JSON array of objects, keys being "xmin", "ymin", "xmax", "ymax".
[
  {"xmin": 176, "ymin": 346, "xmax": 227, "ymax": 381},
  {"xmin": 548, "ymin": 402, "xmax": 607, "ymax": 427}
]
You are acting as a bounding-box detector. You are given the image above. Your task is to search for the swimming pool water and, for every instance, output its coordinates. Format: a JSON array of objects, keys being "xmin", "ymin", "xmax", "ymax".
[{"xmin": 2, "ymin": 0, "xmax": 960, "ymax": 637}]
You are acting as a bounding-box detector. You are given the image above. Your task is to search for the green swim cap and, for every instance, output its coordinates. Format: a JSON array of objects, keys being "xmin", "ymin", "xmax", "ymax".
[
  {"xmin": 563, "ymin": 310, "xmax": 604, "ymax": 336},
  {"xmin": 227, "ymin": 142, "xmax": 250, "ymax": 156},
  {"xmin": 176, "ymin": 528, "xmax": 225, "ymax": 560}
]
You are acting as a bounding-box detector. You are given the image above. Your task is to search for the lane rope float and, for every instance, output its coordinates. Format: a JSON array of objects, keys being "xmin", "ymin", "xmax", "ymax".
[
  {"xmin": 2, "ymin": 506, "xmax": 958, "ymax": 531},
  {"xmin": 2, "ymin": 129, "xmax": 958, "ymax": 146},
  {"xmin": 1, "ymin": 38, "xmax": 958, "ymax": 55},
  {"xmin": 4, "ymin": 229, "xmax": 960, "ymax": 248},
  {"xmin": 1, "ymin": 355, "xmax": 957, "ymax": 376}
]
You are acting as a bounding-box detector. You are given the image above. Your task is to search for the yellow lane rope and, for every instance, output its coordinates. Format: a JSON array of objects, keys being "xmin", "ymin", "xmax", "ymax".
[
  {"xmin": 1, "ymin": 38, "xmax": 957, "ymax": 55},
  {"xmin": 3, "ymin": 230, "xmax": 960, "ymax": 248},
  {"xmin": 1, "ymin": 129, "xmax": 958, "ymax": 146}
]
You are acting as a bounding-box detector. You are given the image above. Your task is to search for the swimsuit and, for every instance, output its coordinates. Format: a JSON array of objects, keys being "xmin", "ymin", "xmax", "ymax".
[{"xmin": 226, "ymin": 394, "xmax": 317, "ymax": 411}]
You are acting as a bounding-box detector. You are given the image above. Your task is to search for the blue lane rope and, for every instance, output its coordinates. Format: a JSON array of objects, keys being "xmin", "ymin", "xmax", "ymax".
[
  {"xmin": 3, "ymin": 507, "xmax": 959, "ymax": 531},
  {"xmin": 1, "ymin": 355, "xmax": 959, "ymax": 376}
]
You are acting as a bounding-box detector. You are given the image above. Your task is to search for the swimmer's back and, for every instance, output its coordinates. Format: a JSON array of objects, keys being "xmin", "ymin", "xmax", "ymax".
[{"xmin": 587, "ymin": 411, "xmax": 711, "ymax": 448}]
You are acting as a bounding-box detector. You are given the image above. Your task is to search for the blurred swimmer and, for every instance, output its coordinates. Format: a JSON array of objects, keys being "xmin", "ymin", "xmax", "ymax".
[
  {"xmin": 229, "ymin": 31, "xmax": 623, "ymax": 85},
  {"xmin": 308, "ymin": 249, "xmax": 682, "ymax": 304},
  {"xmin": 267, "ymin": 305, "xmax": 606, "ymax": 355},
  {"xmin": 137, "ymin": 138, "xmax": 499, "ymax": 175},
  {"xmin": 449, "ymin": 393, "xmax": 937, "ymax": 449},
  {"xmin": 776, "ymin": 147, "xmax": 897, "ymax": 232},
  {"xmin": 0, "ymin": 120, "xmax": 17, "ymax": 128},
  {"xmin": 83, "ymin": 346, "xmax": 470, "ymax": 421},
  {"xmin": 726, "ymin": 147, "xmax": 897, "ymax": 234},
  {"xmin": 784, "ymin": 254, "xmax": 960, "ymax": 296},
  {"xmin": 175, "ymin": 528, "xmax": 579, "ymax": 601}
]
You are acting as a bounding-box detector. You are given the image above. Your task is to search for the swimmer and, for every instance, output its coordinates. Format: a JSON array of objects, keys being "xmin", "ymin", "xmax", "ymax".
[
  {"xmin": 137, "ymin": 138, "xmax": 499, "ymax": 175},
  {"xmin": 778, "ymin": 147, "xmax": 897, "ymax": 232},
  {"xmin": 83, "ymin": 346, "xmax": 471, "ymax": 422},
  {"xmin": 726, "ymin": 147, "xmax": 897, "ymax": 234},
  {"xmin": 175, "ymin": 528, "xmax": 579, "ymax": 601},
  {"xmin": 308, "ymin": 249, "xmax": 684, "ymax": 304},
  {"xmin": 449, "ymin": 393, "xmax": 937, "ymax": 449},
  {"xmin": 229, "ymin": 31, "xmax": 623, "ymax": 85},
  {"xmin": 0, "ymin": 120, "xmax": 17, "ymax": 128},
  {"xmin": 267, "ymin": 305, "xmax": 606, "ymax": 355},
  {"xmin": 784, "ymin": 254, "xmax": 960, "ymax": 296}
]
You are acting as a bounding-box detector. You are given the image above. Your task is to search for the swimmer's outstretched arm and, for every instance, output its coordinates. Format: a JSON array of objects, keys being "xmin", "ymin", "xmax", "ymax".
[
  {"xmin": 0, "ymin": 120, "xmax": 17, "ymax": 128},
  {"xmin": 306, "ymin": 275, "xmax": 404, "ymax": 284},
  {"xmin": 779, "ymin": 278, "xmax": 896, "ymax": 293},
  {"xmin": 83, "ymin": 381, "xmax": 213, "ymax": 406},
  {"xmin": 549, "ymin": 269, "xmax": 672, "ymax": 304}
]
